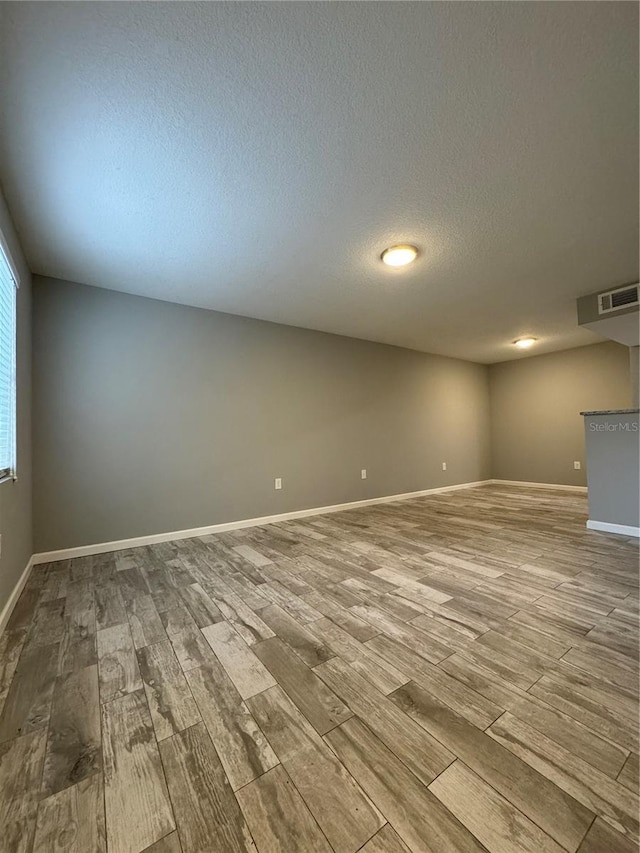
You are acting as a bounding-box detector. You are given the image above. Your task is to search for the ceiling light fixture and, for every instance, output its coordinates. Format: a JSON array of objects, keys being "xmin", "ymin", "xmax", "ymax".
[
  {"xmin": 513, "ymin": 337, "xmax": 537, "ymax": 349},
  {"xmin": 381, "ymin": 244, "xmax": 419, "ymax": 267}
]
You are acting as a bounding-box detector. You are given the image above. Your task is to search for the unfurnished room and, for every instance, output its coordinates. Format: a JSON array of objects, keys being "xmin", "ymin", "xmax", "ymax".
[{"xmin": 0, "ymin": 2, "xmax": 638, "ymax": 852}]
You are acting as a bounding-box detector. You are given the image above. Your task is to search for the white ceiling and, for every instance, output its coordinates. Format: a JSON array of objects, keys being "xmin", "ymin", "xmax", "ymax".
[{"xmin": 0, "ymin": 2, "xmax": 637, "ymax": 363}]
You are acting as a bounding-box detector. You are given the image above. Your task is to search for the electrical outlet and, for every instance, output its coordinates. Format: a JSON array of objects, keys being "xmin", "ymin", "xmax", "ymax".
[
  {"xmin": 274, "ymin": 477, "xmax": 282, "ymax": 490},
  {"xmin": 361, "ymin": 469, "xmax": 367, "ymax": 479},
  {"xmin": 573, "ymin": 461, "xmax": 581, "ymax": 470},
  {"xmin": 442, "ymin": 462, "xmax": 447, "ymax": 471}
]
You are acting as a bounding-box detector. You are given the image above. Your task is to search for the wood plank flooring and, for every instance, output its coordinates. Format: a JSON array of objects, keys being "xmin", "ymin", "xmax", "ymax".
[{"xmin": 0, "ymin": 484, "xmax": 638, "ymax": 853}]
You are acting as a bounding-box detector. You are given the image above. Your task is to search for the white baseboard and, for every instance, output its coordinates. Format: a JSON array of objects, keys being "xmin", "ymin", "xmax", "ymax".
[
  {"xmin": 0, "ymin": 556, "xmax": 34, "ymax": 637},
  {"xmin": 490, "ymin": 479, "xmax": 588, "ymax": 493},
  {"xmin": 586, "ymin": 519, "xmax": 640, "ymax": 538},
  {"xmin": 32, "ymin": 479, "xmax": 492, "ymax": 564}
]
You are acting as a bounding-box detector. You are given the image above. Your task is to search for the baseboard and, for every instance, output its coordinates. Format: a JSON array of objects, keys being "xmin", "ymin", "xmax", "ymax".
[
  {"xmin": 0, "ymin": 556, "xmax": 34, "ymax": 637},
  {"xmin": 490, "ymin": 479, "xmax": 588, "ymax": 493},
  {"xmin": 586, "ymin": 519, "xmax": 640, "ymax": 538},
  {"xmin": 32, "ymin": 479, "xmax": 492, "ymax": 564}
]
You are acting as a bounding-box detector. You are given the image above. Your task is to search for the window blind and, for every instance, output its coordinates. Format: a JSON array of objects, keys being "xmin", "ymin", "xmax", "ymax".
[{"xmin": 0, "ymin": 242, "xmax": 17, "ymax": 481}]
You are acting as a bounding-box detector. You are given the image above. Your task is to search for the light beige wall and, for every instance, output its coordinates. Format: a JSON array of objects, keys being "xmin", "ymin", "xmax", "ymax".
[
  {"xmin": 489, "ymin": 342, "xmax": 631, "ymax": 486},
  {"xmin": 0, "ymin": 187, "xmax": 32, "ymax": 616},
  {"xmin": 32, "ymin": 277, "xmax": 491, "ymax": 551},
  {"xmin": 630, "ymin": 346, "xmax": 639, "ymax": 407}
]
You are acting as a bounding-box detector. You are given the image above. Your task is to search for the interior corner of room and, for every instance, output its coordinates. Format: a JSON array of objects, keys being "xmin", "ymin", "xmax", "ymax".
[{"xmin": 17, "ymin": 272, "xmax": 635, "ymax": 557}]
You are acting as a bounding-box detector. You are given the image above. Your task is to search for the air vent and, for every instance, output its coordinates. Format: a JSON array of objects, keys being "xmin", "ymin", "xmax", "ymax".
[{"xmin": 598, "ymin": 284, "xmax": 639, "ymax": 315}]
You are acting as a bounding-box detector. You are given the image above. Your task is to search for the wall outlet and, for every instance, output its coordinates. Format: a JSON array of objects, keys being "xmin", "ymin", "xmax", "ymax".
[
  {"xmin": 442, "ymin": 462, "xmax": 447, "ymax": 471},
  {"xmin": 361, "ymin": 469, "xmax": 367, "ymax": 479},
  {"xmin": 573, "ymin": 461, "xmax": 581, "ymax": 470},
  {"xmin": 274, "ymin": 477, "xmax": 282, "ymax": 490}
]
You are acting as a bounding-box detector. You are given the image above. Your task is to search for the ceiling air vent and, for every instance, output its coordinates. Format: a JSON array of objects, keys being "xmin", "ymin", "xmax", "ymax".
[{"xmin": 598, "ymin": 283, "xmax": 639, "ymax": 315}]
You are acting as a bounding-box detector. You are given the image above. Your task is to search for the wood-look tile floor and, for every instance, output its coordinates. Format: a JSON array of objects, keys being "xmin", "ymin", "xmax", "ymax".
[{"xmin": 1, "ymin": 485, "xmax": 638, "ymax": 853}]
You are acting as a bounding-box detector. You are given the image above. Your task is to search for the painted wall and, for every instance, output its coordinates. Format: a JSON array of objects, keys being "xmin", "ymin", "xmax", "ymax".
[
  {"xmin": 32, "ymin": 277, "xmax": 491, "ymax": 551},
  {"xmin": 0, "ymin": 188, "xmax": 32, "ymax": 616},
  {"xmin": 630, "ymin": 346, "xmax": 639, "ymax": 408},
  {"xmin": 584, "ymin": 411, "xmax": 639, "ymax": 528},
  {"xmin": 489, "ymin": 342, "xmax": 631, "ymax": 486}
]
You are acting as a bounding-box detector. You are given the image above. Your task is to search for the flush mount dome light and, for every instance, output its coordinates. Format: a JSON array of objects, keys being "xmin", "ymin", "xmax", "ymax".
[
  {"xmin": 381, "ymin": 244, "xmax": 419, "ymax": 267},
  {"xmin": 514, "ymin": 337, "xmax": 537, "ymax": 349}
]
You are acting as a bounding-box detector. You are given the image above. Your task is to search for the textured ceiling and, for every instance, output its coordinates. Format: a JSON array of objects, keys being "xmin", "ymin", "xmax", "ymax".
[{"xmin": 0, "ymin": 1, "xmax": 637, "ymax": 363}]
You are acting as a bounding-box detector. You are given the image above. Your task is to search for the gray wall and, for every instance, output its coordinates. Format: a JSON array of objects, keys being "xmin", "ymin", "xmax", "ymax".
[
  {"xmin": 33, "ymin": 277, "xmax": 491, "ymax": 551},
  {"xmin": 584, "ymin": 411, "xmax": 639, "ymax": 528},
  {"xmin": 0, "ymin": 188, "xmax": 32, "ymax": 615},
  {"xmin": 489, "ymin": 342, "xmax": 631, "ymax": 486}
]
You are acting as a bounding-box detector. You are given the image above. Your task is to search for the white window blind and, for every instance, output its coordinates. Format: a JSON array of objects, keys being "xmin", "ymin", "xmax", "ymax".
[{"xmin": 0, "ymin": 241, "xmax": 17, "ymax": 481}]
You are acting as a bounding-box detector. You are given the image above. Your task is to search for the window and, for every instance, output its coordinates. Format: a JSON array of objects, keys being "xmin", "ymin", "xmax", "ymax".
[{"xmin": 0, "ymin": 238, "xmax": 17, "ymax": 482}]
